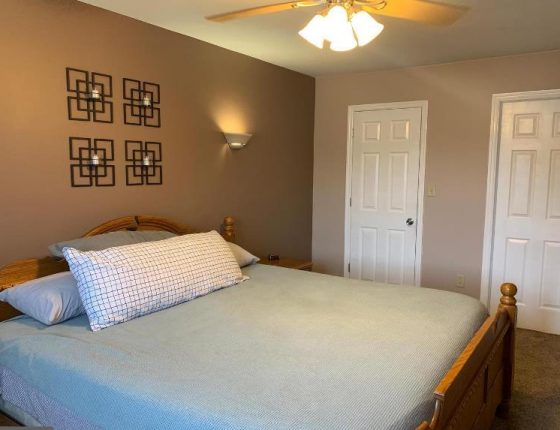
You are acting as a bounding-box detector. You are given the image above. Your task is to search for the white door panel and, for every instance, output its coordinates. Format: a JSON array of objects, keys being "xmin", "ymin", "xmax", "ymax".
[
  {"xmin": 491, "ymin": 98, "xmax": 560, "ymax": 334},
  {"xmin": 349, "ymin": 107, "xmax": 422, "ymax": 285}
]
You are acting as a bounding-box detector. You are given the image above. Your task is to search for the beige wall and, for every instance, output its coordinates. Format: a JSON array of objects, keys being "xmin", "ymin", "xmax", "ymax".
[
  {"xmin": 313, "ymin": 50, "xmax": 560, "ymax": 298},
  {"xmin": 0, "ymin": 0, "xmax": 315, "ymax": 266}
]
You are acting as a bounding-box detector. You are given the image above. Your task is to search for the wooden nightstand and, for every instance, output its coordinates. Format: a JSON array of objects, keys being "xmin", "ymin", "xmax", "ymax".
[
  {"xmin": 259, "ymin": 257, "xmax": 313, "ymax": 271},
  {"xmin": 0, "ymin": 411, "xmax": 19, "ymax": 426}
]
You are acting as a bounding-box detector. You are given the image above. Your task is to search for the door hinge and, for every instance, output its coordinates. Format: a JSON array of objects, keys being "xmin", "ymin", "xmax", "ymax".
[
  {"xmin": 348, "ymin": 263, "xmax": 351, "ymax": 273},
  {"xmin": 352, "ymin": 128, "xmax": 355, "ymax": 138},
  {"xmin": 349, "ymin": 197, "xmax": 352, "ymax": 207}
]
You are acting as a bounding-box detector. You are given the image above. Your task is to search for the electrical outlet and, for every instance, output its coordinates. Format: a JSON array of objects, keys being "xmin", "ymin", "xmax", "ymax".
[{"xmin": 456, "ymin": 274, "xmax": 465, "ymax": 288}]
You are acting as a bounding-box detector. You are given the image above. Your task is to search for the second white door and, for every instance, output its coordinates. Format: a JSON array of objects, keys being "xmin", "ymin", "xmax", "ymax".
[
  {"xmin": 347, "ymin": 106, "xmax": 424, "ymax": 285},
  {"xmin": 490, "ymin": 97, "xmax": 560, "ymax": 334}
]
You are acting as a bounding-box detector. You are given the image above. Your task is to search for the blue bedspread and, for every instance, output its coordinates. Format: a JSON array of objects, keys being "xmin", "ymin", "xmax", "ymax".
[{"xmin": 0, "ymin": 265, "xmax": 487, "ymax": 429}]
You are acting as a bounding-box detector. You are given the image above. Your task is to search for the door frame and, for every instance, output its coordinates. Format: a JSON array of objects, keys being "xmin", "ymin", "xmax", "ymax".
[
  {"xmin": 480, "ymin": 88, "xmax": 560, "ymax": 307},
  {"xmin": 343, "ymin": 100, "xmax": 428, "ymax": 285}
]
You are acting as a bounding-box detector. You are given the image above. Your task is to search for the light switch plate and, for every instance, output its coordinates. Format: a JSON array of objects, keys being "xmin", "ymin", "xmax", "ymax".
[{"xmin": 427, "ymin": 184, "xmax": 437, "ymax": 197}]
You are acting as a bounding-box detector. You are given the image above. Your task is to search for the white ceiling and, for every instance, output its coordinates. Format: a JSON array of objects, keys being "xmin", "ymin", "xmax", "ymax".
[{"xmin": 78, "ymin": 0, "xmax": 560, "ymax": 76}]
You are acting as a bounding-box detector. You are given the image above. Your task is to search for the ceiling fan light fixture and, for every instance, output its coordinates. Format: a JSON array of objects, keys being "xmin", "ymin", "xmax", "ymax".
[
  {"xmin": 298, "ymin": 3, "xmax": 387, "ymax": 52},
  {"xmin": 351, "ymin": 10, "xmax": 384, "ymax": 47},
  {"xmin": 323, "ymin": 5, "xmax": 349, "ymax": 43},
  {"xmin": 298, "ymin": 14, "xmax": 326, "ymax": 49},
  {"xmin": 329, "ymin": 20, "xmax": 357, "ymax": 52}
]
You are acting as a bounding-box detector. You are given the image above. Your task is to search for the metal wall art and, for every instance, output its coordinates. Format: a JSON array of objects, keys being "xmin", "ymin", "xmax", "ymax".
[
  {"xmin": 125, "ymin": 140, "xmax": 163, "ymax": 185},
  {"xmin": 123, "ymin": 78, "xmax": 161, "ymax": 127},
  {"xmin": 66, "ymin": 68, "xmax": 113, "ymax": 123},
  {"xmin": 64, "ymin": 69, "xmax": 164, "ymax": 188},
  {"xmin": 69, "ymin": 137, "xmax": 115, "ymax": 187}
]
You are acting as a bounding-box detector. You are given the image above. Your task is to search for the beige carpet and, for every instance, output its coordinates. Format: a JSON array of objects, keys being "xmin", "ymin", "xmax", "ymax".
[{"xmin": 491, "ymin": 328, "xmax": 560, "ymax": 429}]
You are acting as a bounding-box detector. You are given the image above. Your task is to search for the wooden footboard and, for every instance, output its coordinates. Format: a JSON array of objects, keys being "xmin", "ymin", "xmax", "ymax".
[{"xmin": 417, "ymin": 283, "xmax": 517, "ymax": 430}]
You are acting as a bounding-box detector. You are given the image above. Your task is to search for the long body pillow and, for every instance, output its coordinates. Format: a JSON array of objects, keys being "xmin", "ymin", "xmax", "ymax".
[
  {"xmin": 0, "ymin": 272, "xmax": 84, "ymax": 325},
  {"xmin": 64, "ymin": 231, "xmax": 243, "ymax": 331}
]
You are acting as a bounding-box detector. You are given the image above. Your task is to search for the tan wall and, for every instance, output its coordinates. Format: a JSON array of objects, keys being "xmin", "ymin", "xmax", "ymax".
[
  {"xmin": 313, "ymin": 50, "xmax": 560, "ymax": 298},
  {"xmin": 0, "ymin": 0, "xmax": 315, "ymax": 266}
]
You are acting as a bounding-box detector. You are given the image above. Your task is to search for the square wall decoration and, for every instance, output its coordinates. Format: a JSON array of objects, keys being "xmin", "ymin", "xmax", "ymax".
[
  {"xmin": 66, "ymin": 68, "xmax": 113, "ymax": 123},
  {"xmin": 69, "ymin": 137, "xmax": 115, "ymax": 187},
  {"xmin": 125, "ymin": 140, "xmax": 163, "ymax": 186},
  {"xmin": 123, "ymin": 78, "xmax": 161, "ymax": 127}
]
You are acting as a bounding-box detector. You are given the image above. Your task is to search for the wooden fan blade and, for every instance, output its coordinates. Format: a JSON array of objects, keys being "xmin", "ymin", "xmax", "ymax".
[
  {"xmin": 361, "ymin": 0, "xmax": 469, "ymax": 26},
  {"xmin": 206, "ymin": 1, "xmax": 324, "ymax": 22}
]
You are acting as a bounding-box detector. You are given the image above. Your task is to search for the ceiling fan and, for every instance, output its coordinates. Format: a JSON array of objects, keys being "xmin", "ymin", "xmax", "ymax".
[{"xmin": 206, "ymin": 0, "xmax": 469, "ymax": 52}]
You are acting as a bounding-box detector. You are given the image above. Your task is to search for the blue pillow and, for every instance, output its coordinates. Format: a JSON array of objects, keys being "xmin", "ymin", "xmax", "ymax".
[
  {"xmin": 0, "ymin": 272, "xmax": 84, "ymax": 325},
  {"xmin": 49, "ymin": 230, "xmax": 177, "ymax": 258}
]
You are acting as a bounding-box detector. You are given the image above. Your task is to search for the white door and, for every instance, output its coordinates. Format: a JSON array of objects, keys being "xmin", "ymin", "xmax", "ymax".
[
  {"xmin": 348, "ymin": 106, "xmax": 423, "ymax": 285},
  {"xmin": 490, "ymin": 98, "xmax": 560, "ymax": 334}
]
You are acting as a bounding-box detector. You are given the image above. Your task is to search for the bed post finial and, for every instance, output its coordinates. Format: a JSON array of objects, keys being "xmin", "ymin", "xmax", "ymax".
[
  {"xmin": 222, "ymin": 216, "xmax": 235, "ymax": 242},
  {"xmin": 497, "ymin": 282, "xmax": 518, "ymax": 418},
  {"xmin": 499, "ymin": 282, "xmax": 518, "ymax": 322}
]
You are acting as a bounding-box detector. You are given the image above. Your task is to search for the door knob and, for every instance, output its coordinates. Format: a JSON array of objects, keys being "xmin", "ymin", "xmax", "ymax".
[{"xmin": 406, "ymin": 218, "xmax": 415, "ymax": 226}]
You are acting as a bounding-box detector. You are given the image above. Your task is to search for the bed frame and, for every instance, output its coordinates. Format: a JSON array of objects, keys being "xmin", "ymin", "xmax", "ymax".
[{"xmin": 0, "ymin": 215, "xmax": 517, "ymax": 430}]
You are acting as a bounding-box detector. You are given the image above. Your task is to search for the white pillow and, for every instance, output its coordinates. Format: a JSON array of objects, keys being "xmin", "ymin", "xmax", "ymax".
[
  {"xmin": 228, "ymin": 242, "xmax": 259, "ymax": 267},
  {"xmin": 0, "ymin": 272, "xmax": 84, "ymax": 325},
  {"xmin": 64, "ymin": 231, "xmax": 244, "ymax": 331}
]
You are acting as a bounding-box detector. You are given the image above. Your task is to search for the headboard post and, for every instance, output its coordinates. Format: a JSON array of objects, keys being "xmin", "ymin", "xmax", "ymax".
[{"xmin": 222, "ymin": 216, "xmax": 235, "ymax": 242}]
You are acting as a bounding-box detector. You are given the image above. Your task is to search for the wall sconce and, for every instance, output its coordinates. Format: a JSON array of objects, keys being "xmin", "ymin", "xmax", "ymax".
[
  {"xmin": 224, "ymin": 132, "xmax": 252, "ymax": 150},
  {"xmin": 66, "ymin": 68, "xmax": 113, "ymax": 123},
  {"xmin": 123, "ymin": 78, "xmax": 161, "ymax": 127},
  {"xmin": 125, "ymin": 140, "xmax": 163, "ymax": 186},
  {"xmin": 69, "ymin": 137, "xmax": 115, "ymax": 187}
]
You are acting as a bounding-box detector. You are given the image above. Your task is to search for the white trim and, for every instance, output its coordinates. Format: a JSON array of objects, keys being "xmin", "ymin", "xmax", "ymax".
[
  {"xmin": 480, "ymin": 88, "xmax": 560, "ymax": 308},
  {"xmin": 343, "ymin": 100, "xmax": 428, "ymax": 286}
]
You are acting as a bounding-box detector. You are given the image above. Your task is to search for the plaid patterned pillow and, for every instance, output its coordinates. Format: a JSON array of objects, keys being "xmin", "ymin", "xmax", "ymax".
[{"xmin": 64, "ymin": 231, "xmax": 243, "ymax": 331}]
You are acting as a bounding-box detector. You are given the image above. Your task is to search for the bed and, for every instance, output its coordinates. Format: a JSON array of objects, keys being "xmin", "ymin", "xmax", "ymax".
[{"xmin": 0, "ymin": 215, "xmax": 518, "ymax": 430}]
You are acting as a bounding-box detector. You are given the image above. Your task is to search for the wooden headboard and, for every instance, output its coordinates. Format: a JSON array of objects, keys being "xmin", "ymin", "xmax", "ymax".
[{"xmin": 0, "ymin": 215, "xmax": 236, "ymax": 321}]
